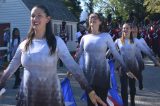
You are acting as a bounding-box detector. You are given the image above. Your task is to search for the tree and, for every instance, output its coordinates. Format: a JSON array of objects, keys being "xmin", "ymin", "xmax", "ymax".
[
  {"xmin": 84, "ymin": 0, "xmax": 146, "ymax": 21},
  {"xmin": 69, "ymin": 0, "xmax": 147, "ymax": 22},
  {"xmin": 86, "ymin": 0, "xmax": 94, "ymax": 13},
  {"xmin": 144, "ymin": 0, "xmax": 160, "ymax": 13},
  {"xmin": 143, "ymin": 0, "xmax": 160, "ymax": 21},
  {"xmin": 77, "ymin": 0, "xmax": 95, "ymax": 14},
  {"xmin": 63, "ymin": 0, "xmax": 82, "ymax": 18},
  {"xmin": 109, "ymin": 0, "xmax": 146, "ymax": 21}
]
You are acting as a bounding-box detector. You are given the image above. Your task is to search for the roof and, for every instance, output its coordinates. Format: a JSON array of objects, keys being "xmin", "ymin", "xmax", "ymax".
[{"xmin": 22, "ymin": 0, "xmax": 78, "ymax": 22}]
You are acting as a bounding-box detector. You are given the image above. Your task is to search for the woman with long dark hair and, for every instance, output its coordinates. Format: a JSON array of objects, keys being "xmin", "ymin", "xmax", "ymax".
[
  {"xmin": 11, "ymin": 28, "xmax": 21, "ymax": 89},
  {"xmin": 75, "ymin": 13, "xmax": 134, "ymax": 106},
  {"xmin": 0, "ymin": 5, "xmax": 107, "ymax": 106},
  {"xmin": 115, "ymin": 23, "xmax": 137, "ymax": 106}
]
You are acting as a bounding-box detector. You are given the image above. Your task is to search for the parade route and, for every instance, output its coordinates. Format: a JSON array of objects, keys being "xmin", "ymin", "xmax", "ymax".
[{"xmin": 0, "ymin": 58, "xmax": 160, "ymax": 106}]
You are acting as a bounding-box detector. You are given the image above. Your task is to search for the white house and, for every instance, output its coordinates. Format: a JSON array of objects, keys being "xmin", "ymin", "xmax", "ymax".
[{"xmin": 0, "ymin": 0, "xmax": 78, "ymax": 52}]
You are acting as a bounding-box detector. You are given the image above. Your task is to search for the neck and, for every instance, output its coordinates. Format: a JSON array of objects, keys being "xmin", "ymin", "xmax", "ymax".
[
  {"xmin": 91, "ymin": 26, "xmax": 100, "ymax": 35},
  {"xmin": 34, "ymin": 29, "xmax": 46, "ymax": 39}
]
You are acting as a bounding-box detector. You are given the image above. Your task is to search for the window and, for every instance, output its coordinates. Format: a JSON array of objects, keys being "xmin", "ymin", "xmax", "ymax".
[
  {"xmin": 66, "ymin": 25, "xmax": 73, "ymax": 41},
  {"xmin": 54, "ymin": 23, "xmax": 73, "ymax": 41},
  {"xmin": 54, "ymin": 24, "xmax": 61, "ymax": 36}
]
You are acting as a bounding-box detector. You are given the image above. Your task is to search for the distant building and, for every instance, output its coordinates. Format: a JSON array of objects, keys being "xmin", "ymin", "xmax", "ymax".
[{"xmin": 0, "ymin": 0, "xmax": 78, "ymax": 51}]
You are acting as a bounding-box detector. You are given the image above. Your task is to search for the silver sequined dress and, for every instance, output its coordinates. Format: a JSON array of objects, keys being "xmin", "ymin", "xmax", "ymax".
[
  {"xmin": 0, "ymin": 36, "xmax": 91, "ymax": 106},
  {"xmin": 77, "ymin": 33, "xmax": 125, "ymax": 90}
]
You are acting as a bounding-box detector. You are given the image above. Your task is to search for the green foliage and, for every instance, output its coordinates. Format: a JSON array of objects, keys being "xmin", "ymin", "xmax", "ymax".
[
  {"xmin": 109, "ymin": 0, "xmax": 128, "ymax": 19},
  {"xmin": 77, "ymin": 0, "xmax": 94, "ymax": 13},
  {"xmin": 63, "ymin": 0, "xmax": 82, "ymax": 18},
  {"xmin": 144, "ymin": 0, "xmax": 160, "ymax": 13},
  {"xmin": 110, "ymin": 0, "xmax": 146, "ymax": 21},
  {"xmin": 63, "ymin": 0, "xmax": 160, "ymax": 22}
]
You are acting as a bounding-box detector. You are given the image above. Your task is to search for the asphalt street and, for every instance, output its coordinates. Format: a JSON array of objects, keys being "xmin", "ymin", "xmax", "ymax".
[{"xmin": 0, "ymin": 58, "xmax": 160, "ymax": 106}]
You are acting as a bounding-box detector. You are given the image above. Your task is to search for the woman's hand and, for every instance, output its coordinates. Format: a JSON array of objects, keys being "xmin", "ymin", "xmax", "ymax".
[
  {"xmin": 89, "ymin": 90, "xmax": 107, "ymax": 106},
  {"xmin": 0, "ymin": 81, "xmax": 6, "ymax": 96},
  {"xmin": 0, "ymin": 88, "xmax": 6, "ymax": 96},
  {"xmin": 126, "ymin": 72, "xmax": 138, "ymax": 80},
  {"xmin": 66, "ymin": 71, "xmax": 72, "ymax": 78}
]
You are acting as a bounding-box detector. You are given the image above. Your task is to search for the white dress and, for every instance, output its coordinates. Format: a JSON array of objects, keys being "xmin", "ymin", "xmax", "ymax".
[
  {"xmin": 0, "ymin": 36, "xmax": 91, "ymax": 106},
  {"xmin": 77, "ymin": 33, "xmax": 125, "ymax": 90},
  {"xmin": 115, "ymin": 39, "xmax": 139, "ymax": 77}
]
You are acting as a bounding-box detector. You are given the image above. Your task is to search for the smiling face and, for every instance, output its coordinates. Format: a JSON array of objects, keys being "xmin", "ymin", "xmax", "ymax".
[
  {"xmin": 31, "ymin": 7, "xmax": 50, "ymax": 32},
  {"xmin": 122, "ymin": 23, "xmax": 131, "ymax": 38},
  {"xmin": 89, "ymin": 13, "xmax": 102, "ymax": 28}
]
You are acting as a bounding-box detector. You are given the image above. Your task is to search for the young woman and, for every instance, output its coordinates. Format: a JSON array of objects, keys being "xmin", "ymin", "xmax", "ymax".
[
  {"xmin": 11, "ymin": 28, "xmax": 21, "ymax": 89},
  {"xmin": 0, "ymin": 5, "xmax": 107, "ymax": 106},
  {"xmin": 132, "ymin": 24, "xmax": 160, "ymax": 90},
  {"xmin": 75, "ymin": 13, "xmax": 134, "ymax": 106},
  {"xmin": 115, "ymin": 23, "xmax": 138, "ymax": 106}
]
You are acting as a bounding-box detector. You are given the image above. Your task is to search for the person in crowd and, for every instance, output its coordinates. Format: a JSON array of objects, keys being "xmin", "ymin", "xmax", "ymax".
[
  {"xmin": 157, "ymin": 24, "xmax": 160, "ymax": 60},
  {"xmin": 111, "ymin": 22, "xmax": 121, "ymax": 41},
  {"xmin": 0, "ymin": 5, "xmax": 107, "ymax": 106},
  {"xmin": 60, "ymin": 21, "xmax": 68, "ymax": 44},
  {"xmin": 152, "ymin": 25, "xmax": 159, "ymax": 59},
  {"xmin": 60, "ymin": 30, "xmax": 68, "ymax": 44},
  {"xmin": 74, "ymin": 22, "xmax": 87, "ymax": 69},
  {"xmin": 75, "ymin": 13, "xmax": 135, "ymax": 106},
  {"xmin": 143, "ymin": 26, "xmax": 150, "ymax": 47},
  {"xmin": 75, "ymin": 22, "xmax": 87, "ymax": 47},
  {"xmin": 148, "ymin": 25, "xmax": 154, "ymax": 48},
  {"xmin": 11, "ymin": 28, "xmax": 21, "ymax": 89}
]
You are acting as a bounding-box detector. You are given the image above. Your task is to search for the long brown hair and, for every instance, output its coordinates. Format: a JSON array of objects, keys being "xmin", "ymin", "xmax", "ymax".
[
  {"xmin": 25, "ymin": 5, "xmax": 56, "ymax": 55},
  {"xmin": 120, "ymin": 23, "xmax": 134, "ymax": 44}
]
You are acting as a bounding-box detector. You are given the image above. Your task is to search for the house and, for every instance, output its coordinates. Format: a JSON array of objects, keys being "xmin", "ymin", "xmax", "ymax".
[{"xmin": 0, "ymin": 0, "xmax": 78, "ymax": 52}]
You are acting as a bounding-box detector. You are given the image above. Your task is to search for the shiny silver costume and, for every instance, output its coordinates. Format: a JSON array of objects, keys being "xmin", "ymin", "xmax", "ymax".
[
  {"xmin": 115, "ymin": 39, "xmax": 139, "ymax": 77},
  {"xmin": 76, "ymin": 33, "xmax": 125, "ymax": 90},
  {"xmin": 115, "ymin": 38, "xmax": 158, "ymax": 77},
  {"xmin": 0, "ymin": 36, "xmax": 91, "ymax": 106}
]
